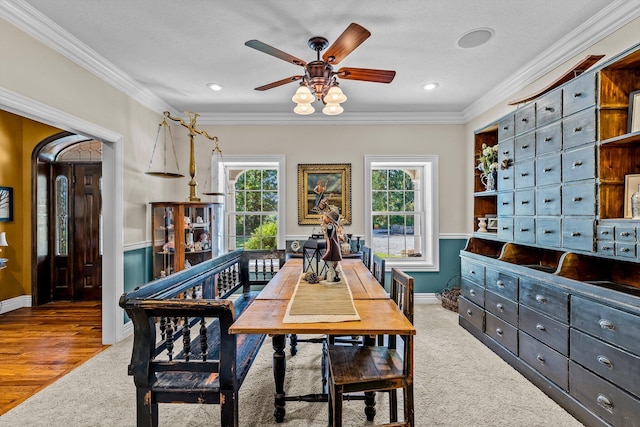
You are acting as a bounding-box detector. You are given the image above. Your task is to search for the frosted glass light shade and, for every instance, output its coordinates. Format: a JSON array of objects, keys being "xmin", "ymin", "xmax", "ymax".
[
  {"xmin": 294, "ymin": 103, "xmax": 315, "ymax": 115},
  {"xmin": 325, "ymin": 85, "xmax": 347, "ymax": 104},
  {"xmin": 291, "ymin": 85, "xmax": 314, "ymax": 104},
  {"xmin": 0, "ymin": 232, "xmax": 7, "ymax": 247},
  {"xmin": 322, "ymin": 103, "xmax": 344, "ymax": 115}
]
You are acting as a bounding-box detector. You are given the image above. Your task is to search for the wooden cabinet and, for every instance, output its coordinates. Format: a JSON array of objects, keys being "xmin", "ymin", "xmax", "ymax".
[
  {"xmin": 465, "ymin": 42, "xmax": 640, "ymax": 427},
  {"xmin": 150, "ymin": 202, "xmax": 223, "ymax": 278}
]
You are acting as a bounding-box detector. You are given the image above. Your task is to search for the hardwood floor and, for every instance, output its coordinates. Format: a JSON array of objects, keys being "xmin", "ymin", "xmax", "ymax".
[{"xmin": 0, "ymin": 301, "xmax": 107, "ymax": 415}]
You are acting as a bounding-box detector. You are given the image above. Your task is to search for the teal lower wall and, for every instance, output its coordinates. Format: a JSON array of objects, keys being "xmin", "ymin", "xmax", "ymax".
[{"xmin": 123, "ymin": 246, "xmax": 153, "ymax": 323}]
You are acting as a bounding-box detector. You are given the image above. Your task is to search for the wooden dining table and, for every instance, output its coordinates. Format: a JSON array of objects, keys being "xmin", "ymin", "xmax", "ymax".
[{"xmin": 229, "ymin": 257, "xmax": 416, "ymax": 423}]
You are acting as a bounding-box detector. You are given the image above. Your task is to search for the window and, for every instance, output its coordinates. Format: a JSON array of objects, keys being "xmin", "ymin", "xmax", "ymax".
[
  {"xmin": 365, "ymin": 155, "xmax": 438, "ymax": 271},
  {"xmin": 55, "ymin": 175, "xmax": 69, "ymax": 256},
  {"xmin": 221, "ymin": 156, "xmax": 286, "ymax": 251}
]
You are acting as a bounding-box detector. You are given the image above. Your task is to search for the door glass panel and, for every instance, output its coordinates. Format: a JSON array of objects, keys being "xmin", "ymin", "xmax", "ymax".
[{"xmin": 55, "ymin": 175, "xmax": 69, "ymax": 256}]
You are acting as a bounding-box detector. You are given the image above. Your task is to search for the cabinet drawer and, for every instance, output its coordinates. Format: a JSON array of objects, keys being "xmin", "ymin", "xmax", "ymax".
[
  {"xmin": 536, "ymin": 186, "xmax": 561, "ymax": 216},
  {"xmin": 571, "ymin": 296, "xmax": 640, "ymax": 356},
  {"xmin": 536, "ymin": 217, "xmax": 561, "ymax": 247},
  {"xmin": 562, "ymin": 145, "xmax": 595, "ymax": 183},
  {"xmin": 596, "ymin": 240, "xmax": 615, "ymax": 256},
  {"xmin": 486, "ymin": 312, "xmax": 518, "ymax": 355},
  {"xmin": 497, "ymin": 217, "xmax": 514, "ymax": 241},
  {"xmin": 514, "ymin": 189, "xmax": 535, "ymax": 216},
  {"xmin": 520, "ymin": 279, "xmax": 569, "ymax": 322},
  {"xmin": 562, "ymin": 182, "xmax": 596, "ymax": 216},
  {"xmin": 562, "ymin": 218, "xmax": 595, "ymax": 252},
  {"xmin": 486, "ymin": 290, "xmax": 519, "ymax": 325},
  {"xmin": 570, "ymin": 361, "xmax": 640, "ymax": 427},
  {"xmin": 485, "ymin": 267, "xmax": 518, "ymax": 301},
  {"xmin": 460, "ymin": 258, "xmax": 485, "ymax": 285},
  {"xmin": 597, "ymin": 225, "xmax": 614, "ymax": 240},
  {"xmin": 497, "ymin": 192, "xmax": 514, "ymax": 216},
  {"xmin": 562, "ymin": 108, "xmax": 596, "ymax": 149},
  {"xmin": 498, "ymin": 115, "xmax": 515, "ymax": 141},
  {"xmin": 571, "ymin": 329, "xmax": 640, "ymax": 399},
  {"xmin": 515, "ymin": 104, "xmax": 536, "ymax": 135},
  {"xmin": 520, "ymin": 331, "xmax": 568, "ymax": 390},
  {"xmin": 536, "ymin": 90, "xmax": 562, "ymax": 127},
  {"xmin": 514, "ymin": 217, "xmax": 535, "ymax": 244},
  {"xmin": 615, "ymin": 226, "xmax": 636, "ymax": 242},
  {"xmin": 536, "ymin": 154, "xmax": 561, "ymax": 186},
  {"xmin": 459, "ymin": 297, "xmax": 484, "ymax": 332},
  {"xmin": 514, "ymin": 132, "xmax": 535, "ymax": 162},
  {"xmin": 519, "ymin": 305, "xmax": 568, "ymax": 356},
  {"xmin": 461, "ymin": 278, "xmax": 485, "ymax": 307},
  {"xmin": 615, "ymin": 242, "xmax": 636, "ymax": 258},
  {"xmin": 563, "ymin": 72, "xmax": 596, "ymax": 117},
  {"xmin": 497, "ymin": 165, "xmax": 514, "ymax": 191},
  {"xmin": 536, "ymin": 122, "xmax": 563, "ymax": 155},
  {"xmin": 514, "ymin": 159, "xmax": 535, "ymax": 188}
]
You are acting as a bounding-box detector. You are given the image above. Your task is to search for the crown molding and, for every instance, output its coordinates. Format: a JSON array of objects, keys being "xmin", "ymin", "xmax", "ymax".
[{"xmin": 463, "ymin": 0, "xmax": 640, "ymax": 122}]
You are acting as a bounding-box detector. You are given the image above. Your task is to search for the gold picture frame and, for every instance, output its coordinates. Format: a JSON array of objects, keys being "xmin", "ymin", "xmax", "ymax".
[
  {"xmin": 298, "ymin": 163, "xmax": 351, "ymax": 225},
  {"xmin": 624, "ymin": 173, "xmax": 640, "ymax": 218}
]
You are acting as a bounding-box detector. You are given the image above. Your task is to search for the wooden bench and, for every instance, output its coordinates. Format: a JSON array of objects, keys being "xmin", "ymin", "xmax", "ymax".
[{"xmin": 119, "ymin": 249, "xmax": 285, "ymax": 427}]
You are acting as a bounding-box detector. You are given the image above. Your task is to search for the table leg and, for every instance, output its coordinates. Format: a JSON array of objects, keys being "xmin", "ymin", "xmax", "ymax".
[
  {"xmin": 272, "ymin": 334, "xmax": 286, "ymax": 422},
  {"xmin": 289, "ymin": 333, "xmax": 298, "ymax": 356},
  {"xmin": 362, "ymin": 334, "xmax": 377, "ymax": 421}
]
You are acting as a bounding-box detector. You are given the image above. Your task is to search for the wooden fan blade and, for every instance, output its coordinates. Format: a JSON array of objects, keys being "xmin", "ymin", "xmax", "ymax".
[
  {"xmin": 245, "ymin": 40, "xmax": 307, "ymax": 67},
  {"xmin": 337, "ymin": 67, "xmax": 396, "ymax": 83},
  {"xmin": 323, "ymin": 23, "xmax": 371, "ymax": 65},
  {"xmin": 255, "ymin": 75, "xmax": 303, "ymax": 91}
]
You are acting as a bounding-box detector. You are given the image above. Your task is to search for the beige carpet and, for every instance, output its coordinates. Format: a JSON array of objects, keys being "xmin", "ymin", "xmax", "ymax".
[{"xmin": 0, "ymin": 304, "xmax": 584, "ymax": 427}]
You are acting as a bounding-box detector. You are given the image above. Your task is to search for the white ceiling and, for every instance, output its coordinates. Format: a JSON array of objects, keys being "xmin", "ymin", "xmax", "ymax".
[{"xmin": 5, "ymin": 0, "xmax": 640, "ymax": 124}]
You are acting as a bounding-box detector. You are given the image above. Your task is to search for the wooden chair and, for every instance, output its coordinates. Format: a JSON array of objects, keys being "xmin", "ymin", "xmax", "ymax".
[
  {"xmin": 362, "ymin": 245, "xmax": 372, "ymax": 270},
  {"xmin": 372, "ymin": 253, "xmax": 386, "ymax": 288},
  {"xmin": 327, "ymin": 268, "xmax": 414, "ymax": 427}
]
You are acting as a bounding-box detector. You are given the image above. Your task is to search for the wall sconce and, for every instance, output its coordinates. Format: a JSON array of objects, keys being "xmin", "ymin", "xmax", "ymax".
[{"xmin": 0, "ymin": 232, "xmax": 8, "ymax": 269}]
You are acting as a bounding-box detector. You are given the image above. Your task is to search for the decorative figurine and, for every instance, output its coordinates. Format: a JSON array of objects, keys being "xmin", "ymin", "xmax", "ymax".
[{"xmin": 322, "ymin": 210, "xmax": 343, "ymax": 282}]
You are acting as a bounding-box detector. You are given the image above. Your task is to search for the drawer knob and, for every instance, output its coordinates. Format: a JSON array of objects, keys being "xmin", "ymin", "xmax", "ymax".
[
  {"xmin": 536, "ymin": 323, "xmax": 546, "ymax": 331},
  {"xmin": 536, "ymin": 354, "xmax": 545, "ymax": 364},
  {"xmin": 573, "ymin": 91, "xmax": 582, "ymax": 97},
  {"xmin": 573, "ymin": 127, "xmax": 582, "ymax": 133},
  {"xmin": 543, "ymin": 167, "xmax": 552, "ymax": 172},
  {"xmin": 496, "ymin": 280, "xmax": 504, "ymax": 287},
  {"xmin": 466, "ymin": 309, "xmax": 473, "ymax": 316},
  {"xmin": 521, "ymin": 200, "xmax": 529, "ymax": 204},
  {"xmin": 496, "ymin": 303, "xmax": 504, "ymax": 311},
  {"xmin": 544, "ymin": 198, "xmax": 552, "ymax": 203},
  {"xmin": 521, "ymin": 172, "xmax": 528, "ymax": 176},
  {"xmin": 544, "ymin": 106, "xmax": 553, "ymax": 111},
  {"xmin": 597, "ymin": 355, "xmax": 613, "ymax": 368},
  {"xmin": 502, "ymin": 201, "xmax": 509, "ymax": 205},
  {"xmin": 601, "ymin": 246, "xmax": 611, "ymax": 251},
  {"xmin": 520, "ymin": 228, "xmax": 529, "ymax": 232},
  {"xmin": 501, "ymin": 226, "xmax": 509, "ymax": 230},
  {"xmin": 469, "ymin": 269, "xmax": 475, "ymax": 275},
  {"xmin": 621, "ymin": 247, "xmax": 630, "ymax": 253},
  {"xmin": 521, "ymin": 118, "xmax": 528, "ymax": 122},
  {"xmin": 469, "ymin": 289, "xmax": 476, "ymax": 296},
  {"xmin": 544, "ymin": 137, "xmax": 552, "ymax": 142},
  {"xmin": 502, "ymin": 176, "xmax": 509, "ymax": 180},
  {"xmin": 543, "ymin": 229, "xmax": 552, "ymax": 234},
  {"xmin": 600, "ymin": 230, "xmax": 609, "ymax": 235},
  {"xmin": 572, "ymin": 161, "xmax": 583, "ymax": 168},
  {"xmin": 495, "ymin": 328, "xmax": 503, "ymax": 336},
  {"xmin": 599, "ymin": 319, "xmax": 615, "ymax": 330},
  {"xmin": 620, "ymin": 231, "xmax": 630, "ymax": 237},
  {"xmin": 521, "ymin": 144, "xmax": 529, "ymax": 149},
  {"xmin": 572, "ymin": 196, "xmax": 582, "ymax": 202},
  {"xmin": 571, "ymin": 232, "xmax": 581, "ymax": 237},
  {"xmin": 596, "ymin": 394, "xmax": 613, "ymax": 411},
  {"xmin": 535, "ymin": 294, "xmax": 546, "ymax": 303},
  {"xmin": 503, "ymin": 126, "xmax": 509, "ymax": 130}
]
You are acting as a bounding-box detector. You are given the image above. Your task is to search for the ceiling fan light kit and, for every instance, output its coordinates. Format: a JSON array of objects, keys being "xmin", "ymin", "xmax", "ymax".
[{"xmin": 246, "ymin": 23, "xmax": 396, "ymax": 116}]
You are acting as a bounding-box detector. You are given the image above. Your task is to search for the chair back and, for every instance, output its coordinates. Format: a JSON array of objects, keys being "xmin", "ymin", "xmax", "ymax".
[
  {"xmin": 361, "ymin": 245, "xmax": 372, "ymax": 270},
  {"xmin": 372, "ymin": 254, "xmax": 386, "ymax": 287},
  {"xmin": 390, "ymin": 268, "xmax": 414, "ymax": 324}
]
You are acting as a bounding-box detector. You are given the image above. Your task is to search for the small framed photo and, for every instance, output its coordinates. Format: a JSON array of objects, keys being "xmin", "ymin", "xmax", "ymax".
[
  {"xmin": 624, "ymin": 174, "xmax": 640, "ymax": 218},
  {"xmin": 0, "ymin": 187, "xmax": 13, "ymax": 222},
  {"xmin": 629, "ymin": 90, "xmax": 640, "ymax": 134},
  {"xmin": 487, "ymin": 217, "xmax": 498, "ymax": 231}
]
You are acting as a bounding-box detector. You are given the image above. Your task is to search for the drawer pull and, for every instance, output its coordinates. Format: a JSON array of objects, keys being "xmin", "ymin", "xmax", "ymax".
[
  {"xmin": 596, "ymin": 394, "xmax": 613, "ymax": 412},
  {"xmin": 521, "ymin": 200, "xmax": 529, "ymax": 204},
  {"xmin": 521, "ymin": 172, "xmax": 529, "ymax": 177},
  {"xmin": 619, "ymin": 231, "xmax": 630, "ymax": 237},
  {"xmin": 621, "ymin": 247, "xmax": 630, "ymax": 253},
  {"xmin": 496, "ymin": 280, "xmax": 504, "ymax": 288},
  {"xmin": 496, "ymin": 303, "xmax": 504, "ymax": 311},
  {"xmin": 469, "ymin": 289, "xmax": 476, "ymax": 296},
  {"xmin": 544, "ymin": 198, "xmax": 552, "ymax": 203},
  {"xmin": 502, "ymin": 176, "xmax": 509, "ymax": 180},
  {"xmin": 601, "ymin": 246, "xmax": 611, "ymax": 251},
  {"xmin": 495, "ymin": 328, "xmax": 503, "ymax": 336},
  {"xmin": 503, "ymin": 126, "xmax": 509, "ymax": 131},
  {"xmin": 572, "ymin": 196, "xmax": 582, "ymax": 202},
  {"xmin": 573, "ymin": 127, "xmax": 582, "ymax": 133},
  {"xmin": 543, "ymin": 229, "xmax": 552, "ymax": 234},
  {"xmin": 573, "ymin": 91, "xmax": 582, "ymax": 97},
  {"xmin": 597, "ymin": 355, "xmax": 613, "ymax": 368},
  {"xmin": 543, "ymin": 167, "xmax": 552, "ymax": 172},
  {"xmin": 501, "ymin": 226, "xmax": 509, "ymax": 230},
  {"xmin": 536, "ymin": 323, "xmax": 546, "ymax": 331},
  {"xmin": 544, "ymin": 137, "xmax": 552, "ymax": 142},
  {"xmin": 599, "ymin": 319, "xmax": 615, "ymax": 330},
  {"xmin": 521, "ymin": 118, "xmax": 528, "ymax": 123},
  {"xmin": 535, "ymin": 294, "xmax": 546, "ymax": 303},
  {"xmin": 536, "ymin": 354, "xmax": 545, "ymax": 364},
  {"xmin": 466, "ymin": 309, "xmax": 473, "ymax": 316},
  {"xmin": 502, "ymin": 150, "xmax": 510, "ymax": 155},
  {"xmin": 571, "ymin": 232, "xmax": 581, "ymax": 237},
  {"xmin": 521, "ymin": 144, "xmax": 529, "ymax": 149},
  {"xmin": 572, "ymin": 161, "xmax": 583, "ymax": 168},
  {"xmin": 469, "ymin": 269, "xmax": 476, "ymax": 275},
  {"xmin": 520, "ymin": 228, "xmax": 529, "ymax": 232},
  {"xmin": 600, "ymin": 230, "xmax": 609, "ymax": 235}
]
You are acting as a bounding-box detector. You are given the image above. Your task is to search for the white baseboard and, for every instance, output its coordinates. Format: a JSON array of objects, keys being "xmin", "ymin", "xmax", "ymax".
[{"xmin": 0, "ymin": 295, "xmax": 32, "ymax": 314}]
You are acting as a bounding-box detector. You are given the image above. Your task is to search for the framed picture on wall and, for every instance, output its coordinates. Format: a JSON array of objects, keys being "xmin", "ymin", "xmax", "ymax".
[
  {"xmin": 629, "ymin": 90, "xmax": 640, "ymax": 134},
  {"xmin": 297, "ymin": 163, "xmax": 351, "ymax": 225},
  {"xmin": 0, "ymin": 187, "xmax": 13, "ymax": 222}
]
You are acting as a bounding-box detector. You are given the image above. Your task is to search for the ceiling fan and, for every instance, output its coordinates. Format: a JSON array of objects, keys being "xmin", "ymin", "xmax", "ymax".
[{"xmin": 245, "ymin": 23, "xmax": 396, "ymax": 115}]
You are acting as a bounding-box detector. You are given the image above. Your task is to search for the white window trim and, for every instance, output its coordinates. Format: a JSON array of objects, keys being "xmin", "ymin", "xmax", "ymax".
[
  {"xmin": 215, "ymin": 155, "xmax": 286, "ymax": 251},
  {"xmin": 364, "ymin": 155, "xmax": 439, "ymax": 272}
]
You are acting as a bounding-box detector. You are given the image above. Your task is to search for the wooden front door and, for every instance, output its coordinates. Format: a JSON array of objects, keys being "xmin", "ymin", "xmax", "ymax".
[{"xmin": 51, "ymin": 163, "xmax": 102, "ymax": 301}]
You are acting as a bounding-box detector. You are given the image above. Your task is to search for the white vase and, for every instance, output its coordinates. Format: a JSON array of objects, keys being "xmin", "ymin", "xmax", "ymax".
[
  {"xmin": 481, "ymin": 172, "xmax": 496, "ymax": 191},
  {"xmin": 478, "ymin": 217, "xmax": 488, "ymax": 232}
]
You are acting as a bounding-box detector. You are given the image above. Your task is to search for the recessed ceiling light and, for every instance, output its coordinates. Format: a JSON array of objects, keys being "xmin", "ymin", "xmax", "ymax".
[
  {"xmin": 207, "ymin": 83, "xmax": 223, "ymax": 91},
  {"xmin": 457, "ymin": 28, "xmax": 495, "ymax": 49},
  {"xmin": 421, "ymin": 82, "xmax": 439, "ymax": 91}
]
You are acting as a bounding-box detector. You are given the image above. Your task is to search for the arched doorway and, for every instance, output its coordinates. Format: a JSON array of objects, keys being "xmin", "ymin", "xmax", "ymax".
[{"xmin": 32, "ymin": 132, "xmax": 103, "ymax": 304}]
